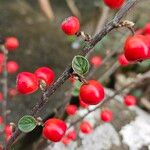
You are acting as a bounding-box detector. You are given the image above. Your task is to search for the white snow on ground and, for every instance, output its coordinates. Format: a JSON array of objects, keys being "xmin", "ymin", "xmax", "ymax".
[{"xmin": 120, "ymin": 107, "xmax": 150, "ymax": 150}]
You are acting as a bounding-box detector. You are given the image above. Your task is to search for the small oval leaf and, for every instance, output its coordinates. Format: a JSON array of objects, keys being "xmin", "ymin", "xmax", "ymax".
[
  {"xmin": 18, "ymin": 115, "xmax": 37, "ymax": 133},
  {"xmin": 72, "ymin": 55, "xmax": 90, "ymax": 76}
]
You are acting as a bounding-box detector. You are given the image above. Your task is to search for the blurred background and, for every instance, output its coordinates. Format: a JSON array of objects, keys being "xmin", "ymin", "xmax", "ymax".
[{"xmin": 0, "ymin": 0, "xmax": 150, "ymax": 150}]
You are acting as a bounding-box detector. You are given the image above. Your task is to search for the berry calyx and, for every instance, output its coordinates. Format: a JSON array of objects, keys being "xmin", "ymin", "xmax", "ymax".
[
  {"xmin": 100, "ymin": 109, "xmax": 113, "ymax": 122},
  {"xmin": 7, "ymin": 61, "xmax": 19, "ymax": 74},
  {"xmin": 67, "ymin": 130, "xmax": 76, "ymax": 140},
  {"xmin": 124, "ymin": 35, "xmax": 150, "ymax": 61},
  {"xmin": 103, "ymin": 0, "xmax": 125, "ymax": 9},
  {"xmin": 118, "ymin": 54, "xmax": 129, "ymax": 66},
  {"xmin": 5, "ymin": 37, "xmax": 19, "ymax": 51},
  {"xmin": 79, "ymin": 80, "xmax": 105, "ymax": 105},
  {"xmin": 79, "ymin": 121, "xmax": 93, "ymax": 134},
  {"xmin": 124, "ymin": 95, "xmax": 137, "ymax": 106},
  {"xmin": 65, "ymin": 104, "xmax": 77, "ymax": 116},
  {"xmin": 34, "ymin": 67, "xmax": 55, "ymax": 87},
  {"xmin": 61, "ymin": 16, "xmax": 80, "ymax": 35},
  {"xmin": 90, "ymin": 56, "xmax": 102, "ymax": 68},
  {"xmin": 42, "ymin": 118, "xmax": 67, "ymax": 142},
  {"xmin": 16, "ymin": 72, "xmax": 39, "ymax": 95}
]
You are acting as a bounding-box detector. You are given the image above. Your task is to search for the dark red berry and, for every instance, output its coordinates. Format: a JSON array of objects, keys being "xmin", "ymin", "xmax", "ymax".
[
  {"xmin": 7, "ymin": 61, "xmax": 19, "ymax": 74},
  {"xmin": 0, "ymin": 116, "xmax": 3, "ymax": 124},
  {"xmin": 61, "ymin": 16, "xmax": 80, "ymax": 35},
  {"xmin": 16, "ymin": 72, "xmax": 39, "ymax": 95},
  {"xmin": 43, "ymin": 118, "xmax": 67, "ymax": 142},
  {"xmin": 67, "ymin": 130, "xmax": 76, "ymax": 140},
  {"xmin": 103, "ymin": 0, "xmax": 125, "ymax": 9},
  {"xmin": 79, "ymin": 80, "xmax": 105, "ymax": 105},
  {"xmin": 34, "ymin": 67, "xmax": 55, "ymax": 86},
  {"xmin": 5, "ymin": 37, "xmax": 19, "ymax": 51},
  {"xmin": 65, "ymin": 104, "xmax": 77, "ymax": 116},
  {"xmin": 124, "ymin": 95, "xmax": 137, "ymax": 106},
  {"xmin": 79, "ymin": 121, "xmax": 93, "ymax": 134},
  {"xmin": 100, "ymin": 110, "xmax": 113, "ymax": 122}
]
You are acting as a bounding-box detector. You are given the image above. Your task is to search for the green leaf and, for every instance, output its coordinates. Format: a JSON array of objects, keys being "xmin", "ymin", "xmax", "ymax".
[
  {"xmin": 72, "ymin": 55, "xmax": 90, "ymax": 76},
  {"xmin": 74, "ymin": 80, "xmax": 82, "ymax": 89},
  {"xmin": 71, "ymin": 88, "xmax": 79, "ymax": 96},
  {"xmin": 18, "ymin": 115, "xmax": 37, "ymax": 133}
]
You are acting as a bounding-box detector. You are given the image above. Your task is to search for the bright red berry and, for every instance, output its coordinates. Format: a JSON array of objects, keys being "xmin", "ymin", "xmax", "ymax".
[
  {"xmin": 124, "ymin": 95, "xmax": 137, "ymax": 106},
  {"xmin": 124, "ymin": 35, "xmax": 150, "ymax": 61},
  {"xmin": 0, "ymin": 92, "xmax": 3, "ymax": 102},
  {"xmin": 79, "ymin": 80, "xmax": 105, "ymax": 105},
  {"xmin": 100, "ymin": 110, "xmax": 113, "ymax": 122},
  {"xmin": 118, "ymin": 54, "xmax": 129, "ymax": 66},
  {"xmin": 5, "ymin": 37, "xmax": 19, "ymax": 51},
  {"xmin": 79, "ymin": 121, "xmax": 93, "ymax": 134},
  {"xmin": 65, "ymin": 104, "xmax": 77, "ymax": 116},
  {"xmin": 61, "ymin": 136, "xmax": 71, "ymax": 146},
  {"xmin": 0, "ymin": 53, "xmax": 4, "ymax": 65},
  {"xmin": 79, "ymin": 96, "xmax": 89, "ymax": 108},
  {"xmin": 9, "ymin": 88, "xmax": 18, "ymax": 97},
  {"xmin": 67, "ymin": 130, "xmax": 76, "ymax": 140},
  {"xmin": 4, "ymin": 125, "xmax": 13, "ymax": 136},
  {"xmin": 143, "ymin": 23, "xmax": 150, "ymax": 35},
  {"xmin": 103, "ymin": 0, "xmax": 125, "ymax": 9},
  {"xmin": 34, "ymin": 67, "xmax": 55, "ymax": 86},
  {"xmin": 0, "ymin": 116, "xmax": 3, "ymax": 124},
  {"xmin": 43, "ymin": 118, "xmax": 67, "ymax": 142},
  {"xmin": 7, "ymin": 61, "xmax": 19, "ymax": 74},
  {"xmin": 90, "ymin": 56, "xmax": 102, "ymax": 68},
  {"xmin": 61, "ymin": 16, "xmax": 80, "ymax": 35},
  {"xmin": 16, "ymin": 72, "xmax": 39, "ymax": 95}
]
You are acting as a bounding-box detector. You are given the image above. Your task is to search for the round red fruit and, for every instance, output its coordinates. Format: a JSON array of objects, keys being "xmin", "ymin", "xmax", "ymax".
[
  {"xmin": 79, "ymin": 121, "xmax": 93, "ymax": 134},
  {"xmin": 79, "ymin": 80, "xmax": 105, "ymax": 105},
  {"xmin": 4, "ymin": 125, "xmax": 13, "ymax": 136},
  {"xmin": 124, "ymin": 35, "xmax": 150, "ymax": 61},
  {"xmin": 5, "ymin": 37, "xmax": 19, "ymax": 51},
  {"xmin": 118, "ymin": 54, "xmax": 129, "ymax": 66},
  {"xmin": 0, "ymin": 116, "xmax": 3, "ymax": 124},
  {"xmin": 90, "ymin": 56, "xmax": 102, "ymax": 68},
  {"xmin": 61, "ymin": 16, "xmax": 80, "ymax": 35},
  {"xmin": 34, "ymin": 67, "xmax": 55, "ymax": 86},
  {"xmin": 61, "ymin": 136, "xmax": 71, "ymax": 146},
  {"xmin": 67, "ymin": 130, "xmax": 76, "ymax": 140},
  {"xmin": 7, "ymin": 61, "xmax": 19, "ymax": 74},
  {"xmin": 103, "ymin": 0, "xmax": 125, "ymax": 9},
  {"xmin": 124, "ymin": 95, "xmax": 137, "ymax": 106},
  {"xmin": 143, "ymin": 23, "xmax": 150, "ymax": 35},
  {"xmin": 43, "ymin": 118, "xmax": 67, "ymax": 142},
  {"xmin": 65, "ymin": 104, "xmax": 77, "ymax": 116},
  {"xmin": 16, "ymin": 72, "xmax": 39, "ymax": 95},
  {"xmin": 0, "ymin": 53, "xmax": 4, "ymax": 65},
  {"xmin": 0, "ymin": 92, "xmax": 3, "ymax": 102},
  {"xmin": 79, "ymin": 96, "xmax": 89, "ymax": 108},
  {"xmin": 100, "ymin": 109, "xmax": 113, "ymax": 122}
]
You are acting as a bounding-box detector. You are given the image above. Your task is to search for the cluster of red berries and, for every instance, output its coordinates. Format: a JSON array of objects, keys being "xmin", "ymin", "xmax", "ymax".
[
  {"xmin": 124, "ymin": 23, "xmax": 150, "ymax": 62},
  {"xmin": 17, "ymin": 67, "xmax": 55, "ymax": 95},
  {"xmin": 103, "ymin": 0, "xmax": 125, "ymax": 9}
]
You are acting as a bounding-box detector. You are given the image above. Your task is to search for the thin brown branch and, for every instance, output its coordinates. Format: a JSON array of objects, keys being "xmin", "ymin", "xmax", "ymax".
[{"xmin": 6, "ymin": 0, "xmax": 138, "ymax": 149}]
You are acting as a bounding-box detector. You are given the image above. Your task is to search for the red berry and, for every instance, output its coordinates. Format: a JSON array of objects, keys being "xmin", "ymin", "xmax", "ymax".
[
  {"xmin": 0, "ymin": 92, "xmax": 3, "ymax": 102},
  {"xmin": 79, "ymin": 121, "xmax": 93, "ymax": 134},
  {"xmin": 9, "ymin": 88, "xmax": 18, "ymax": 97},
  {"xmin": 79, "ymin": 96, "xmax": 89, "ymax": 108},
  {"xmin": 65, "ymin": 105, "xmax": 77, "ymax": 116},
  {"xmin": 61, "ymin": 136, "xmax": 71, "ymax": 146},
  {"xmin": 0, "ymin": 116, "xmax": 3, "ymax": 124},
  {"xmin": 124, "ymin": 95, "xmax": 137, "ymax": 106},
  {"xmin": 0, "ymin": 53, "xmax": 4, "ymax": 65},
  {"xmin": 90, "ymin": 56, "xmax": 102, "ymax": 68},
  {"xmin": 103, "ymin": 0, "xmax": 125, "ymax": 9},
  {"xmin": 100, "ymin": 110, "xmax": 113, "ymax": 122},
  {"xmin": 118, "ymin": 54, "xmax": 129, "ymax": 66},
  {"xmin": 143, "ymin": 23, "xmax": 150, "ymax": 35},
  {"xmin": 7, "ymin": 61, "xmax": 19, "ymax": 74},
  {"xmin": 43, "ymin": 118, "xmax": 67, "ymax": 142},
  {"xmin": 79, "ymin": 80, "xmax": 105, "ymax": 105},
  {"xmin": 61, "ymin": 16, "xmax": 80, "ymax": 35},
  {"xmin": 5, "ymin": 37, "xmax": 19, "ymax": 51},
  {"xmin": 4, "ymin": 125, "xmax": 13, "ymax": 136},
  {"xmin": 16, "ymin": 72, "xmax": 39, "ymax": 95},
  {"xmin": 67, "ymin": 130, "xmax": 76, "ymax": 140},
  {"xmin": 124, "ymin": 35, "xmax": 150, "ymax": 61},
  {"xmin": 34, "ymin": 67, "xmax": 55, "ymax": 86}
]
